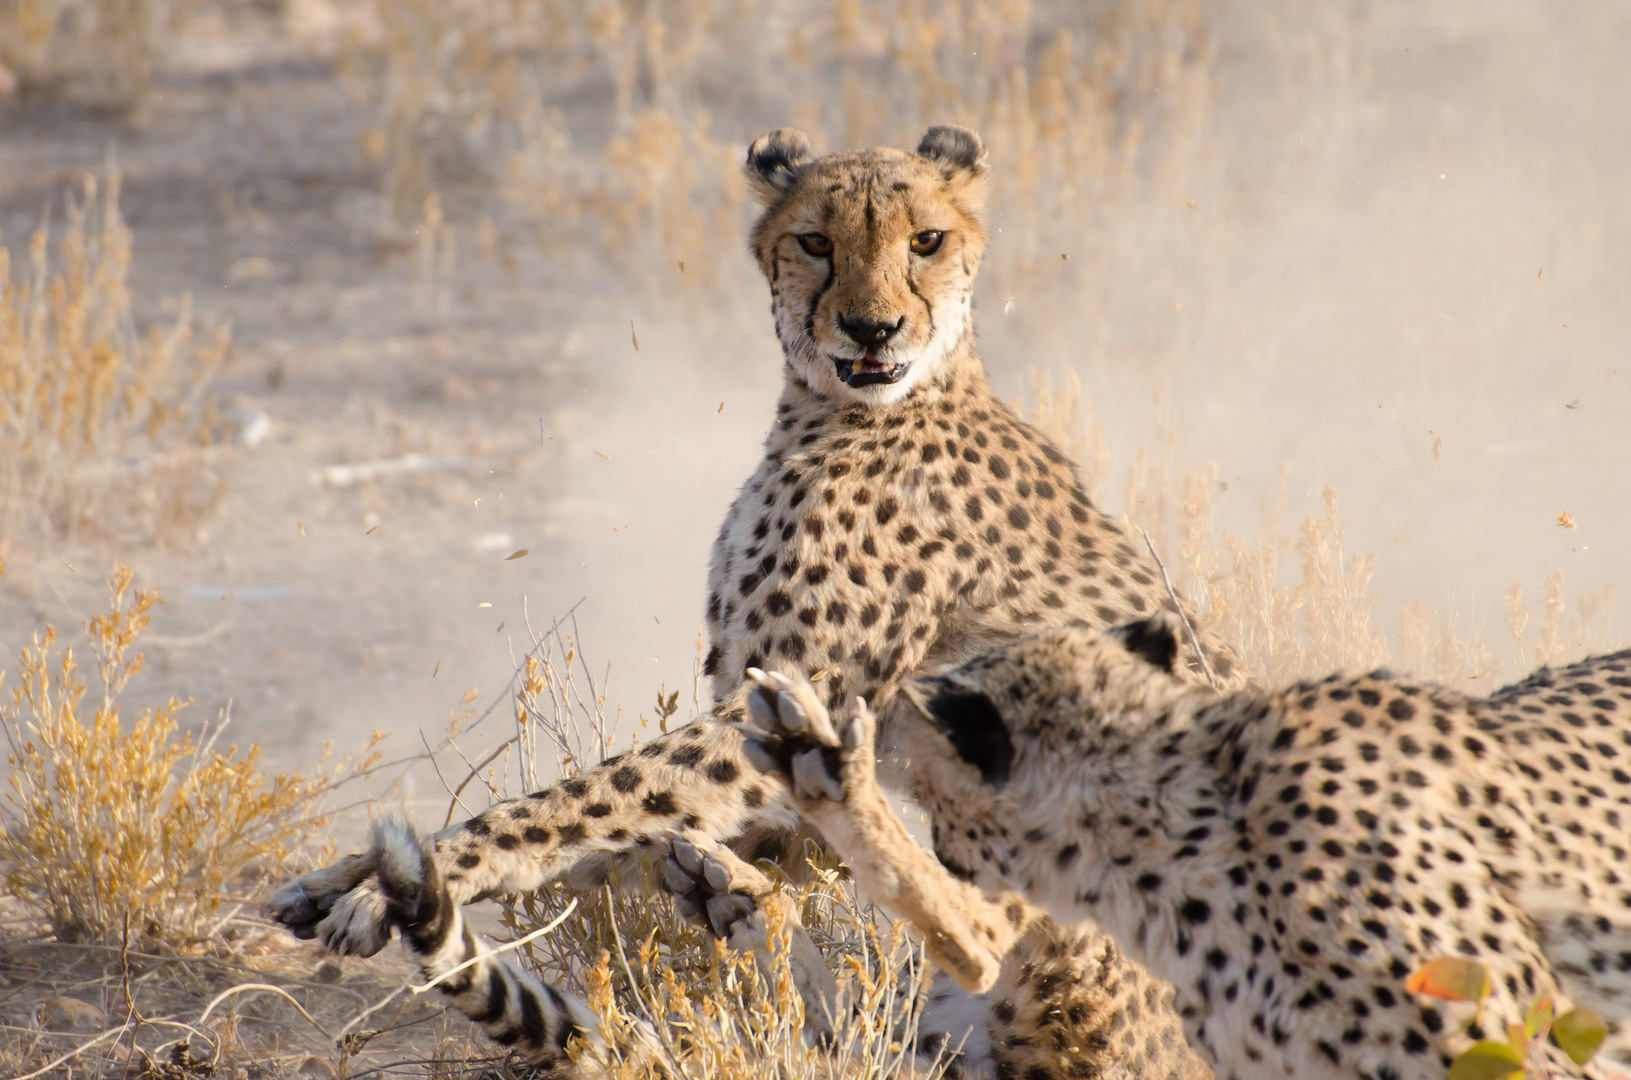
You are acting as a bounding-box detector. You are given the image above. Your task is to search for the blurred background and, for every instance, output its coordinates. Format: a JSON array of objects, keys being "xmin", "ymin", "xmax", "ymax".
[{"xmin": 2, "ymin": 0, "xmax": 1627, "ymax": 783}]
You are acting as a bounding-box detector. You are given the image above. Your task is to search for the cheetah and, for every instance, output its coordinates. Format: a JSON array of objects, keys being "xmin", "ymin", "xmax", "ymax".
[
  {"xmin": 269, "ymin": 125, "xmax": 1240, "ymax": 1077},
  {"xmin": 738, "ymin": 612, "xmax": 1631, "ymax": 1079}
]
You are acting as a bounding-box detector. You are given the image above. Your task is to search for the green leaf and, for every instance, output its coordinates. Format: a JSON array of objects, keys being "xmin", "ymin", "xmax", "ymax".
[
  {"xmin": 1446, "ymin": 1041, "xmax": 1525, "ymax": 1080},
  {"xmin": 1407, "ymin": 957, "xmax": 1492, "ymax": 1002},
  {"xmin": 1523, "ymin": 993, "xmax": 1553, "ymax": 1042},
  {"xmin": 1552, "ymin": 1007, "xmax": 1607, "ymax": 1066}
]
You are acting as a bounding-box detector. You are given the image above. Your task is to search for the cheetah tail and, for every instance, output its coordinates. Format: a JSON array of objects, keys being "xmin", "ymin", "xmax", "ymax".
[{"xmin": 369, "ymin": 819, "xmax": 614, "ymax": 1072}]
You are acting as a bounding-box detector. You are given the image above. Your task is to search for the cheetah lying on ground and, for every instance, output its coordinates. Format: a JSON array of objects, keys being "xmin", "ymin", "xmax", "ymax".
[
  {"xmin": 270, "ymin": 125, "xmax": 1236, "ymax": 1077},
  {"xmin": 740, "ymin": 613, "xmax": 1631, "ymax": 1079}
]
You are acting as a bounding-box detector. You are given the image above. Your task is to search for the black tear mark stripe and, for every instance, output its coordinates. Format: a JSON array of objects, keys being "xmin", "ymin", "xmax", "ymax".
[
  {"xmin": 905, "ymin": 265, "xmax": 937, "ymax": 339},
  {"xmin": 803, "ymin": 235, "xmax": 837, "ymax": 342}
]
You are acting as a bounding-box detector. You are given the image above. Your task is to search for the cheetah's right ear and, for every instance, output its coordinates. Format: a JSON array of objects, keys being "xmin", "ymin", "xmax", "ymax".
[
  {"xmin": 1108, "ymin": 613, "xmax": 1183, "ymax": 675},
  {"xmin": 745, "ymin": 128, "xmax": 814, "ymax": 200},
  {"xmin": 905, "ymin": 677, "xmax": 1013, "ymax": 788}
]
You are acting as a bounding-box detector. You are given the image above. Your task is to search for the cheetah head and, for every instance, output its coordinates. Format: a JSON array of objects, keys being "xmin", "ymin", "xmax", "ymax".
[
  {"xmin": 745, "ymin": 125, "xmax": 989, "ymax": 407},
  {"xmin": 901, "ymin": 614, "xmax": 1193, "ymax": 784}
]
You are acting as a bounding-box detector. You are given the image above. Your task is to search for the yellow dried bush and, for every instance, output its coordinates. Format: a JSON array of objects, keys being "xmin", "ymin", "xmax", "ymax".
[
  {"xmin": 0, "ymin": 167, "xmax": 229, "ymax": 550},
  {"xmin": 0, "ymin": 562, "xmax": 332, "ymax": 947},
  {"xmin": 487, "ymin": 851, "xmax": 940, "ymax": 1080}
]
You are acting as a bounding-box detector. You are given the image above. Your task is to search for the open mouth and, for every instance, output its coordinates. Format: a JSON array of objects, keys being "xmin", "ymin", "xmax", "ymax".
[{"xmin": 833, "ymin": 352, "xmax": 909, "ymax": 387}]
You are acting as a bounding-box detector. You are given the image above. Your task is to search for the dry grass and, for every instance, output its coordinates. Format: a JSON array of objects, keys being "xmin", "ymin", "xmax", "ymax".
[
  {"xmin": 0, "ymin": 167, "xmax": 230, "ymax": 554},
  {"xmin": 1022, "ymin": 373, "xmax": 1622, "ymax": 689},
  {"xmin": 0, "ymin": 0, "xmax": 197, "ymax": 109},
  {"xmin": 0, "ymin": 562, "xmax": 459, "ymax": 1077},
  {"xmin": 327, "ymin": 0, "xmax": 1211, "ymax": 311}
]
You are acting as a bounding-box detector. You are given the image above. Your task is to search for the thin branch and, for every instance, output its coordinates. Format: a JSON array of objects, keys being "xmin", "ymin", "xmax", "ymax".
[
  {"xmin": 1139, "ymin": 527, "xmax": 1219, "ymax": 690},
  {"xmin": 195, "ymin": 983, "xmax": 334, "ymax": 1041},
  {"xmin": 441, "ymin": 734, "xmax": 520, "ymax": 829},
  {"xmin": 420, "ymin": 730, "xmax": 475, "ymax": 821},
  {"xmin": 335, "ymin": 974, "xmax": 416, "ymax": 1039},
  {"xmin": 460, "ymin": 597, "xmax": 585, "ymax": 736},
  {"xmin": 408, "ymin": 898, "xmax": 578, "ymax": 995}
]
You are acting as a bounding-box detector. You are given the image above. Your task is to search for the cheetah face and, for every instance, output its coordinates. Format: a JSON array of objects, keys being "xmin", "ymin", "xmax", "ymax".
[{"xmin": 745, "ymin": 126, "xmax": 989, "ymax": 407}]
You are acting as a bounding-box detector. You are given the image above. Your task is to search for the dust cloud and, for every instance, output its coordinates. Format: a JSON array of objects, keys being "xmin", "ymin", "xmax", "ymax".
[{"xmin": 0, "ymin": 0, "xmax": 1623, "ymax": 800}]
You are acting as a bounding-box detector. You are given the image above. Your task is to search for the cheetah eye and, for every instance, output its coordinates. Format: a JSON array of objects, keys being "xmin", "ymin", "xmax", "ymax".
[
  {"xmin": 909, "ymin": 230, "xmax": 945, "ymax": 256},
  {"xmin": 797, "ymin": 233, "xmax": 833, "ymax": 257}
]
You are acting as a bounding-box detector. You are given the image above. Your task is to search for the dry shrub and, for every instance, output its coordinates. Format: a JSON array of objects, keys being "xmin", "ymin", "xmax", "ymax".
[
  {"xmin": 0, "ymin": 0, "xmax": 195, "ymax": 108},
  {"xmin": 0, "ymin": 167, "xmax": 229, "ymax": 551},
  {"xmin": 1022, "ymin": 373, "xmax": 1620, "ymax": 688},
  {"xmin": 0, "ymin": 563, "xmax": 336, "ymax": 947},
  {"xmin": 1504, "ymin": 573, "xmax": 1618, "ymax": 672}
]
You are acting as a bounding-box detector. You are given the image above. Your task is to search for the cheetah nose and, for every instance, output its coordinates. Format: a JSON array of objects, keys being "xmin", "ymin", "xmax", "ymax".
[{"xmin": 838, "ymin": 313, "xmax": 904, "ymax": 348}]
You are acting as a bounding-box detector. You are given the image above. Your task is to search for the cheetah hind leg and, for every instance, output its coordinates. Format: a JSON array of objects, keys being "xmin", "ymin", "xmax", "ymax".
[{"xmin": 659, "ymin": 829, "xmax": 839, "ymax": 1044}]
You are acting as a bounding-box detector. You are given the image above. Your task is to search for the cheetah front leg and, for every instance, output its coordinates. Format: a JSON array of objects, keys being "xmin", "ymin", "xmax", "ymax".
[
  {"xmin": 661, "ymin": 829, "xmax": 839, "ymax": 1043},
  {"xmin": 735, "ymin": 669, "xmax": 1027, "ymax": 994},
  {"xmin": 269, "ymin": 699, "xmax": 805, "ymax": 956}
]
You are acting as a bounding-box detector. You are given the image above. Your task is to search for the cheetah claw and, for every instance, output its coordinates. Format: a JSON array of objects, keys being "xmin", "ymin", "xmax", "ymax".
[
  {"xmin": 738, "ymin": 668, "xmax": 874, "ymax": 804},
  {"xmin": 658, "ymin": 829, "xmax": 839, "ymax": 1040},
  {"xmin": 659, "ymin": 830, "xmax": 775, "ymax": 940},
  {"xmin": 266, "ymin": 853, "xmax": 395, "ymax": 957}
]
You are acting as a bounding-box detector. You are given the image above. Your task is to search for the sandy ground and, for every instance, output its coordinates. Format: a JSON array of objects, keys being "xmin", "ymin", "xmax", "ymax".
[{"xmin": 0, "ymin": 0, "xmax": 1626, "ymax": 806}]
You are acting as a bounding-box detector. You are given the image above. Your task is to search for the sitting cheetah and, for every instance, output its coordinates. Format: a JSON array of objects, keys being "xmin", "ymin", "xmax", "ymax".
[
  {"xmin": 739, "ymin": 614, "xmax": 1631, "ymax": 1079},
  {"xmin": 269, "ymin": 125, "xmax": 1238, "ymax": 1077}
]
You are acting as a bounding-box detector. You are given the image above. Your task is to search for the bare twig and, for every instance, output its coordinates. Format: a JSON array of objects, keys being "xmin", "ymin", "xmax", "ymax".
[
  {"xmin": 408, "ymin": 898, "xmax": 578, "ymax": 995},
  {"xmin": 334, "ymin": 974, "xmax": 415, "ymax": 1039},
  {"xmin": 441, "ymin": 735, "xmax": 520, "ymax": 828},
  {"xmin": 196, "ymin": 984, "xmax": 334, "ymax": 1041},
  {"xmin": 602, "ymin": 883, "xmax": 655, "ymax": 1024},
  {"xmin": 1139, "ymin": 528, "xmax": 1219, "ymax": 690},
  {"xmin": 460, "ymin": 597, "xmax": 586, "ymax": 736},
  {"xmin": 119, "ymin": 913, "xmax": 141, "ymax": 1080},
  {"xmin": 420, "ymin": 730, "xmax": 475, "ymax": 821}
]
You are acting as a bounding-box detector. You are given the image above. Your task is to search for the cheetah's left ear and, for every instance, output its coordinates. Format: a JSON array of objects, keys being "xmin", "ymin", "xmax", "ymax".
[
  {"xmin": 904, "ymin": 676, "xmax": 1013, "ymax": 787},
  {"xmin": 1108, "ymin": 613, "xmax": 1183, "ymax": 675},
  {"xmin": 916, "ymin": 125, "xmax": 986, "ymax": 174}
]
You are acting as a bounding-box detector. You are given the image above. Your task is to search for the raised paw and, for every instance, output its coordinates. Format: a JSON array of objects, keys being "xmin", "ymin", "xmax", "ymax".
[
  {"xmin": 314, "ymin": 879, "xmax": 394, "ymax": 957},
  {"xmin": 660, "ymin": 829, "xmax": 839, "ymax": 1041},
  {"xmin": 659, "ymin": 829, "xmax": 775, "ymax": 941},
  {"xmin": 737, "ymin": 668, "xmax": 876, "ymax": 806},
  {"xmin": 265, "ymin": 853, "xmax": 394, "ymax": 958}
]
